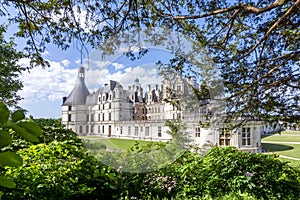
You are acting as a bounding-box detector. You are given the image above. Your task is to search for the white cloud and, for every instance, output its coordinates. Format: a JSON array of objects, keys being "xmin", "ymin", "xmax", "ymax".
[
  {"xmin": 61, "ymin": 59, "xmax": 70, "ymax": 67},
  {"xmin": 87, "ymin": 59, "xmax": 111, "ymax": 69},
  {"xmin": 17, "ymin": 58, "xmax": 162, "ymax": 105},
  {"xmin": 18, "ymin": 58, "xmax": 77, "ymax": 103},
  {"xmin": 124, "ymin": 67, "xmax": 132, "ymax": 73},
  {"xmin": 120, "ymin": 65, "xmax": 162, "ymax": 90},
  {"xmin": 112, "ymin": 62, "xmax": 125, "ymax": 70}
]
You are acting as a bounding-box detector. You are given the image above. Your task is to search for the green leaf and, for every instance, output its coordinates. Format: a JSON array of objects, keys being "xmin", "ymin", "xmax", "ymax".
[
  {"xmin": 0, "ymin": 102, "xmax": 9, "ymax": 124},
  {"xmin": 17, "ymin": 121, "xmax": 42, "ymax": 136},
  {"xmin": 11, "ymin": 110, "xmax": 25, "ymax": 123},
  {"xmin": 9, "ymin": 124, "xmax": 39, "ymax": 142},
  {"xmin": 0, "ymin": 152, "xmax": 23, "ymax": 167},
  {"xmin": 0, "ymin": 130, "xmax": 12, "ymax": 148},
  {"xmin": 0, "ymin": 176, "xmax": 16, "ymax": 188}
]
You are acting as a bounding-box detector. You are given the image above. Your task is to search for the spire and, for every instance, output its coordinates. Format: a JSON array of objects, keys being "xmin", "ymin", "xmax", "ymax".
[
  {"xmin": 62, "ymin": 66, "xmax": 90, "ymax": 105},
  {"xmin": 78, "ymin": 66, "xmax": 85, "ymax": 78}
]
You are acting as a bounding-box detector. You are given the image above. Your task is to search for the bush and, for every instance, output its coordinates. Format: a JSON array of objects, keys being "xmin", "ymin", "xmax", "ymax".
[
  {"xmin": 172, "ymin": 147, "xmax": 300, "ymax": 199},
  {"xmin": 2, "ymin": 140, "xmax": 118, "ymax": 199}
]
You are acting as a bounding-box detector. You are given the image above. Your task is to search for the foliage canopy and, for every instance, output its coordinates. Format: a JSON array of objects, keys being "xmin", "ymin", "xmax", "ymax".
[
  {"xmin": 0, "ymin": 26, "xmax": 26, "ymax": 106},
  {"xmin": 1, "ymin": 0, "xmax": 299, "ymax": 121}
]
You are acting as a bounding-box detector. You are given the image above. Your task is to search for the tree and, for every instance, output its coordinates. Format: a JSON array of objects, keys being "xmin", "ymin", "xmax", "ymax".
[
  {"xmin": 0, "ymin": 0, "xmax": 299, "ymax": 121},
  {"xmin": 0, "ymin": 26, "xmax": 26, "ymax": 107}
]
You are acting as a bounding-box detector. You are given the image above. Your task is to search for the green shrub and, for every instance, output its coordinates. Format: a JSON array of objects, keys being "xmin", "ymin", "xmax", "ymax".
[
  {"xmin": 2, "ymin": 140, "xmax": 117, "ymax": 199},
  {"xmin": 172, "ymin": 147, "xmax": 300, "ymax": 199}
]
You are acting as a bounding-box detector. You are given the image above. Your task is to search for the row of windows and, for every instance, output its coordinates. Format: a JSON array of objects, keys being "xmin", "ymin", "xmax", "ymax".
[
  {"xmin": 67, "ymin": 113, "xmax": 115, "ymax": 122},
  {"xmin": 219, "ymin": 127, "xmax": 252, "ymax": 146},
  {"xmin": 98, "ymin": 92, "xmax": 118, "ymax": 102},
  {"xmin": 80, "ymin": 125, "xmax": 162, "ymax": 137}
]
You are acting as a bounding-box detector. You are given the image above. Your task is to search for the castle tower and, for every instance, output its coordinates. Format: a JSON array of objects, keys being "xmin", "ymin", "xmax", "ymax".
[
  {"xmin": 62, "ymin": 66, "xmax": 90, "ymax": 136},
  {"xmin": 62, "ymin": 66, "xmax": 90, "ymax": 105}
]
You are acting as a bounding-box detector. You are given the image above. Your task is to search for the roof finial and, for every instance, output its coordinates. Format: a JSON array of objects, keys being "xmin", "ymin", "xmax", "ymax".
[{"xmin": 78, "ymin": 66, "xmax": 85, "ymax": 78}]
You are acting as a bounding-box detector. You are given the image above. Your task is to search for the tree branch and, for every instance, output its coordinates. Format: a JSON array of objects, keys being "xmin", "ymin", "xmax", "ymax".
[
  {"xmin": 244, "ymin": 0, "xmax": 300, "ymax": 57},
  {"xmin": 221, "ymin": 9, "xmax": 240, "ymax": 44},
  {"xmin": 165, "ymin": 0, "xmax": 286, "ymax": 20}
]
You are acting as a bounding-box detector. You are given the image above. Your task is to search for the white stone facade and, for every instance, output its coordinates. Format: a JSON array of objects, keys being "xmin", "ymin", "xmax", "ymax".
[{"xmin": 62, "ymin": 67, "xmax": 280, "ymax": 153}]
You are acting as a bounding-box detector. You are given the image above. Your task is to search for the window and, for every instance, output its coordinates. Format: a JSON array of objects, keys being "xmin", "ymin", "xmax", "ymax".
[
  {"xmin": 109, "ymin": 103, "xmax": 111, "ymax": 109},
  {"xmin": 68, "ymin": 114, "xmax": 71, "ymax": 122},
  {"xmin": 86, "ymin": 114, "xmax": 89, "ymax": 122},
  {"xmin": 158, "ymin": 126, "xmax": 162, "ymax": 137},
  {"xmin": 177, "ymin": 85, "xmax": 181, "ymax": 91},
  {"xmin": 128, "ymin": 127, "xmax": 131, "ymax": 135},
  {"xmin": 242, "ymin": 127, "xmax": 251, "ymax": 146},
  {"xmin": 99, "ymin": 97, "xmax": 101, "ymax": 102},
  {"xmin": 102, "ymin": 125, "xmax": 105, "ymax": 134},
  {"xmin": 145, "ymin": 127, "xmax": 150, "ymax": 136},
  {"xmin": 120, "ymin": 126, "xmax": 123, "ymax": 135},
  {"xmin": 98, "ymin": 114, "xmax": 101, "ymax": 121},
  {"xmin": 98, "ymin": 125, "xmax": 100, "ymax": 133},
  {"xmin": 91, "ymin": 125, "xmax": 94, "ymax": 133},
  {"xmin": 68, "ymin": 106, "xmax": 72, "ymax": 111},
  {"xmin": 195, "ymin": 127, "xmax": 201, "ymax": 137},
  {"xmin": 86, "ymin": 126, "xmax": 89, "ymax": 134},
  {"xmin": 79, "ymin": 125, "xmax": 83, "ymax": 134},
  {"xmin": 102, "ymin": 113, "xmax": 105, "ymax": 121},
  {"xmin": 135, "ymin": 127, "xmax": 138, "ymax": 136},
  {"xmin": 219, "ymin": 128, "xmax": 231, "ymax": 146},
  {"xmin": 177, "ymin": 113, "xmax": 181, "ymax": 119},
  {"xmin": 91, "ymin": 114, "xmax": 94, "ymax": 121},
  {"xmin": 109, "ymin": 113, "xmax": 112, "ymax": 121}
]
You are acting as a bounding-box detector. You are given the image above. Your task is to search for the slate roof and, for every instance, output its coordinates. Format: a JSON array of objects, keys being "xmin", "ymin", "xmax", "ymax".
[{"xmin": 63, "ymin": 67, "xmax": 90, "ymax": 105}]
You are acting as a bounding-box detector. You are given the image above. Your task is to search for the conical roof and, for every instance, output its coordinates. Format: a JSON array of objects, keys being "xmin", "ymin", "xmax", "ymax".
[{"xmin": 63, "ymin": 67, "xmax": 90, "ymax": 105}]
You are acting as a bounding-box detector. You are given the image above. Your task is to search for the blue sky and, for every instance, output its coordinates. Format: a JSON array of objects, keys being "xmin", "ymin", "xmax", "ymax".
[
  {"xmin": 0, "ymin": 6, "xmax": 179, "ymax": 118},
  {"xmin": 17, "ymin": 45, "xmax": 174, "ymax": 118},
  {"xmin": 0, "ymin": 6, "xmax": 221, "ymax": 119}
]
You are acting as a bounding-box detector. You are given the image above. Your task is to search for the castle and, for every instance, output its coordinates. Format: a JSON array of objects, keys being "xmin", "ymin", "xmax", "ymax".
[{"xmin": 62, "ymin": 67, "xmax": 281, "ymax": 153}]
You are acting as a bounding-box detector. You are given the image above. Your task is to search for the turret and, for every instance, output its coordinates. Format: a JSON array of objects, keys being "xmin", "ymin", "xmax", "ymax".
[{"xmin": 62, "ymin": 66, "xmax": 90, "ymax": 105}]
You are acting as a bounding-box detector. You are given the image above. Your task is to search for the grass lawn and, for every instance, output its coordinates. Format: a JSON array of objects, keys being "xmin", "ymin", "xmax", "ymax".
[
  {"xmin": 261, "ymin": 131, "xmax": 300, "ymax": 167},
  {"xmin": 262, "ymin": 130, "xmax": 300, "ymax": 142},
  {"xmin": 262, "ymin": 142, "xmax": 300, "ymax": 166},
  {"xmin": 280, "ymin": 130, "xmax": 300, "ymax": 135},
  {"xmin": 81, "ymin": 137, "xmax": 155, "ymax": 151},
  {"xmin": 262, "ymin": 135, "xmax": 300, "ymax": 142}
]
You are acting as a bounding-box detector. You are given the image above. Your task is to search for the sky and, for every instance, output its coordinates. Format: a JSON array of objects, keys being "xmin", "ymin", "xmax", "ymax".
[
  {"xmin": 16, "ymin": 46, "xmax": 174, "ymax": 118},
  {"xmin": 3, "ymin": 30, "xmax": 219, "ymax": 119},
  {"xmin": 0, "ymin": 5, "xmax": 179, "ymax": 118},
  {"xmin": 0, "ymin": 5, "xmax": 221, "ymax": 119}
]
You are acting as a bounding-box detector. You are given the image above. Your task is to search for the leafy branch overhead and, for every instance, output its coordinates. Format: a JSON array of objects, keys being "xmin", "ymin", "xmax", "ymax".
[{"xmin": 1, "ymin": 0, "xmax": 299, "ymax": 121}]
